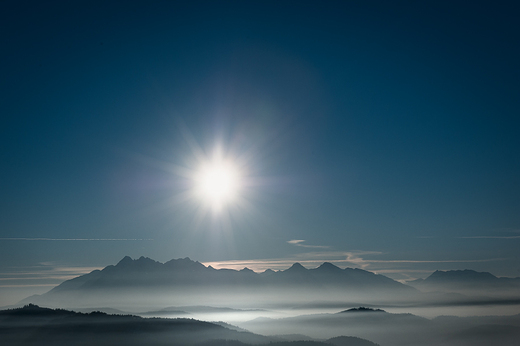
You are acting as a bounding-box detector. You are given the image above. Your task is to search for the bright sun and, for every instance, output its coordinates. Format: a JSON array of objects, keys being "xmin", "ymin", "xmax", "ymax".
[{"xmin": 195, "ymin": 160, "xmax": 240, "ymax": 210}]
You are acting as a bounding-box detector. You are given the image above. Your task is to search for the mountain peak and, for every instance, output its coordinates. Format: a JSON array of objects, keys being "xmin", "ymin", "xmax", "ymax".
[
  {"xmin": 259, "ymin": 268, "xmax": 275, "ymax": 277},
  {"xmin": 114, "ymin": 256, "xmax": 161, "ymax": 271},
  {"xmin": 286, "ymin": 263, "xmax": 307, "ymax": 272},
  {"xmin": 116, "ymin": 256, "xmax": 133, "ymax": 266},
  {"xmin": 137, "ymin": 256, "xmax": 154, "ymax": 262},
  {"xmin": 316, "ymin": 262, "xmax": 341, "ymax": 271},
  {"xmin": 136, "ymin": 256, "xmax": 160, "ymax": 265},
  {"xmin": 164, "ymin": 257, "xmax": 207, "ymax": 271}
]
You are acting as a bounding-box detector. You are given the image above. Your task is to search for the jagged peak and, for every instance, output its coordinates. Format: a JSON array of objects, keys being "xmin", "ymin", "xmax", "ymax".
[
  {"xmin": 114, "ymin": 256, "xmax": 161, "ymax": 270},
  {"xmin": 165, "ymin": 257, "xmax": 195, "ymax": 264},
  {"xmin": 240, "ymin": 267, "xmax": 255, "ymax": 273},
  {"xmin": 137, "ymin": 256, "xmax": 156, "ymax": 262},
  {"xmin": 164, "ymin": 257, "xmax": 207, "ymax": 270}
]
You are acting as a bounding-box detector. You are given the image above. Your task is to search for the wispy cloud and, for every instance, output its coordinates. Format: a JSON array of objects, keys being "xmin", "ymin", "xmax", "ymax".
[
  {"xmin": 364, "ymin": 258, "xmax": 506, "ymax": 263},
  {"xmin": 0, "ymin": 284, "xmax": 58, "ymax": 288},
  {"xmin": 0, "ymin": 264, "xmax": 102, "ymax": 288},
  {"xmin": 287, "ymin": 239, "xmax": 305, "ymax": 245},
  {"xmin": 491, "ymin": 228, "xmax": 520, "ymax": 234},
  {"xmin": 287, "ymin": 239, "xmax": 329, "ymax": 249},
  {"xmin": 457, "ymin": 236, "xmax": 520, "ymax": 239},
  {"xmin": 204, "ymin": 250, "xmax": 381, "ymax": 272},
  {"xmin": 0, "ymin": 238, "xmax": 153, "ymax": 241}
]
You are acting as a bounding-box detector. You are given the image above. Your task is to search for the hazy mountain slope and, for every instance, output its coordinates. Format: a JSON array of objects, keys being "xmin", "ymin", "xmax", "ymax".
[
  {"xmin": 0, "ymin": 304, "xmax": 271, "ymax": 346},
  {"xmin": 409, "ymin": 269, "xmax": 520, "ymax": 296},
  {"xmin": 239, "ymin": 308, "xmax": 520, "ymax": 346},
  {"xmin": 327, "ymin": 336, "xmax": 380, "ymax": 346},
  {"xmin": 239, "ymin": 307, "xmax": 431, "ymax": 345},
  {"xmin": 0, "ymin": 305, "xmax": 381, "ymax": 346}
]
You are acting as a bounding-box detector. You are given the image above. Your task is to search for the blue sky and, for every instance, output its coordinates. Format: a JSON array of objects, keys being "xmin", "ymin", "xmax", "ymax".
[{"xmin": 1, "ymin": 0, "xmax": 519, "ymax": 305}]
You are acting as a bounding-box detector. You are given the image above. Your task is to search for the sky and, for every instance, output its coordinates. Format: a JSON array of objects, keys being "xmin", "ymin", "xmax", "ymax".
[{"xmin": 1, "ymin": 0, "xmax": 519, "ymax": 305}]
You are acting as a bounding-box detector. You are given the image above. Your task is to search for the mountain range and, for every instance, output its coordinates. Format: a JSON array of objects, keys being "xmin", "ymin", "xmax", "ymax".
[
  {"xmin": 408, "ymin": 269, "xmax": 520, "ymax": 296},
  {"xmin": 18, "ymin": 257, "xmax": 520, "ymax": 310},
  {"xmin": 20, "ymin": 256, "xmax": 417, "ymax": 309}
]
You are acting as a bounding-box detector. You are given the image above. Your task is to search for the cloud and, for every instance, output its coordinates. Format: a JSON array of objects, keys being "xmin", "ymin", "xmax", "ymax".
[
  {"xmin": 0, "ymin": 264, "xmax": 102, "ymax": 288},
  {"xmin": 457, "ymin": 236, "xmax": 520, "ymax": 239},
  {"xmin": 0, "ymin": 238, "xmax": 153, "ymax": 241},
  {"xmin": 287, "ymin": 239, "xmax": 305, "ymax": 245},
  {"xmin": 364, "ymin": 258, "xmax": 506, "ymax": 263},
  {"xmin": 418, "ymin": 234, "xmax": 520, "ymax": 240},
  {"xmin": 0, "ymin": 284, "xmax": 57, "ymax": 288},
  {"xmin": 203, "ymin": 250, "xmax": 381, "ymax": 272},
  {"xmin": 287, "ymin": 239, "xmax": 329, "ymax": 249},
  {"xmin": 492, "ymin": 228, "xmax": 520, "ymax": 233},
  {"xmin": 455, "ymin": 228, "xmax": 520, "ymax": 239}
]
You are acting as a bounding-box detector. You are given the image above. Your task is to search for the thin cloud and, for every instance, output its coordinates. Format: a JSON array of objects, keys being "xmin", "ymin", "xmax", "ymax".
[
  {"xmin": 457, "ymin": 236, "xmax": 520, "ymax": 239},
  {"xmin": 364, "ymin": 258, "xmax": 506, "ymax": 263},
  {"xmin": 0, "ymin": 238, "xmax": 153, "ymax": 241},
  {"xmin": 0, "ymin": 263, "xmax": 103, "ymax": 289},
  {"xmin": 287, "ymin": 239, "xmax": 305, "ymax": 245},
  {"xmin": 491, "ymin": 228, "xmax": 520, "ymax": 233},
  {"xmin": 204, "ymin": 250, "xmax": 381, "ymax": 272},
  {"xmin": 287, "ymin": 239, "xmax": 329, "ymax": 249},
  {"xmin": 0, "ymin": 275, "xmax": 79, "ymax": 281},
  {"xmin": 0, "ymin": 284, "xmax": 57, "ymax": 288}
]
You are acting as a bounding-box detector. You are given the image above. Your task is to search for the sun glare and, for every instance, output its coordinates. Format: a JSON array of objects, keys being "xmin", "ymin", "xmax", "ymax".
[{"xmin": 195, "ymin": 160, "xmax": 240, "ymax": 210}]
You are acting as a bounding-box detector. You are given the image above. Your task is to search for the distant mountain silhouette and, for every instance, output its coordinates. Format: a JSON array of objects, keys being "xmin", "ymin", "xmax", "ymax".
[
  {"xmin": 20, "ymin": 256, "xmax": 417, "ymax": 309},
  {"xmin": 339, "ymin": 307, "xmax": 385, "ymax": 313},
  {"xmin": 408, "ymin": 269, "xmax": 520, "ymax": 295},
  {"xmin": 239, "ymin": 307, "xmax": 430, "ymax": 345},
  {"xmin": 140, "ymin": 305, "xmax": 266, "ymax": 318},
  {"xmin": 327, "ymin": 336, "xmax": 380, "ymax": 346},
  {"xmin": 73, "ymin": 307, "xmax": 129, "ymax": 315},
  {"xmin": 0, "ymin": 305, "xmax": 381, "ymax": 346},
  {"xmin": 238, "ymin": 307, "xmax": 520, "ymax": 346},
  {"xmin": 0, "ymin": 304, "xmax": 271, "ymax": 346}
]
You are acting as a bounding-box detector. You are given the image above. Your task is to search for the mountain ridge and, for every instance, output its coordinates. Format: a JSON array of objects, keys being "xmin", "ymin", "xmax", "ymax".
[
  {"xmin": 19, "ymin": 256, "xmax": 418, "ymax": 308},
  {"xmin": 408, "ymin": 269, "xmax": 520, "ymax": 295}
]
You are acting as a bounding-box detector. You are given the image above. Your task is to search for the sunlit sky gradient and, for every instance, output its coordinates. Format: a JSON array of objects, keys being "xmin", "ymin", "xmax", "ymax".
[{"xmin": 1, "ymin": 1, "xmax": 519, "ymax": 305}]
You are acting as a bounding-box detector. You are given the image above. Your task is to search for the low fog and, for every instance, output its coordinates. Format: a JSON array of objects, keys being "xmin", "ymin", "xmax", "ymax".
[{"xmin": 3, "ymin": 257, "xmax": 518, "ymax": 346}]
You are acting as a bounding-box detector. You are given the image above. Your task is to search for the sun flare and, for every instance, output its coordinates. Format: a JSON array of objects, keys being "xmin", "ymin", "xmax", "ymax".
[{"xmin": 195, "ymin": 160, "xmax": 240, "ymax": 210}]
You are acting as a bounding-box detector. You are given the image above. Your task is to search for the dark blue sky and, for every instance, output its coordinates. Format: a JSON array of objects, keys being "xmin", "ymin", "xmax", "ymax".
[{"xmin": 1, "ymin": 0, "xmax": 519, "ymax": 304}]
